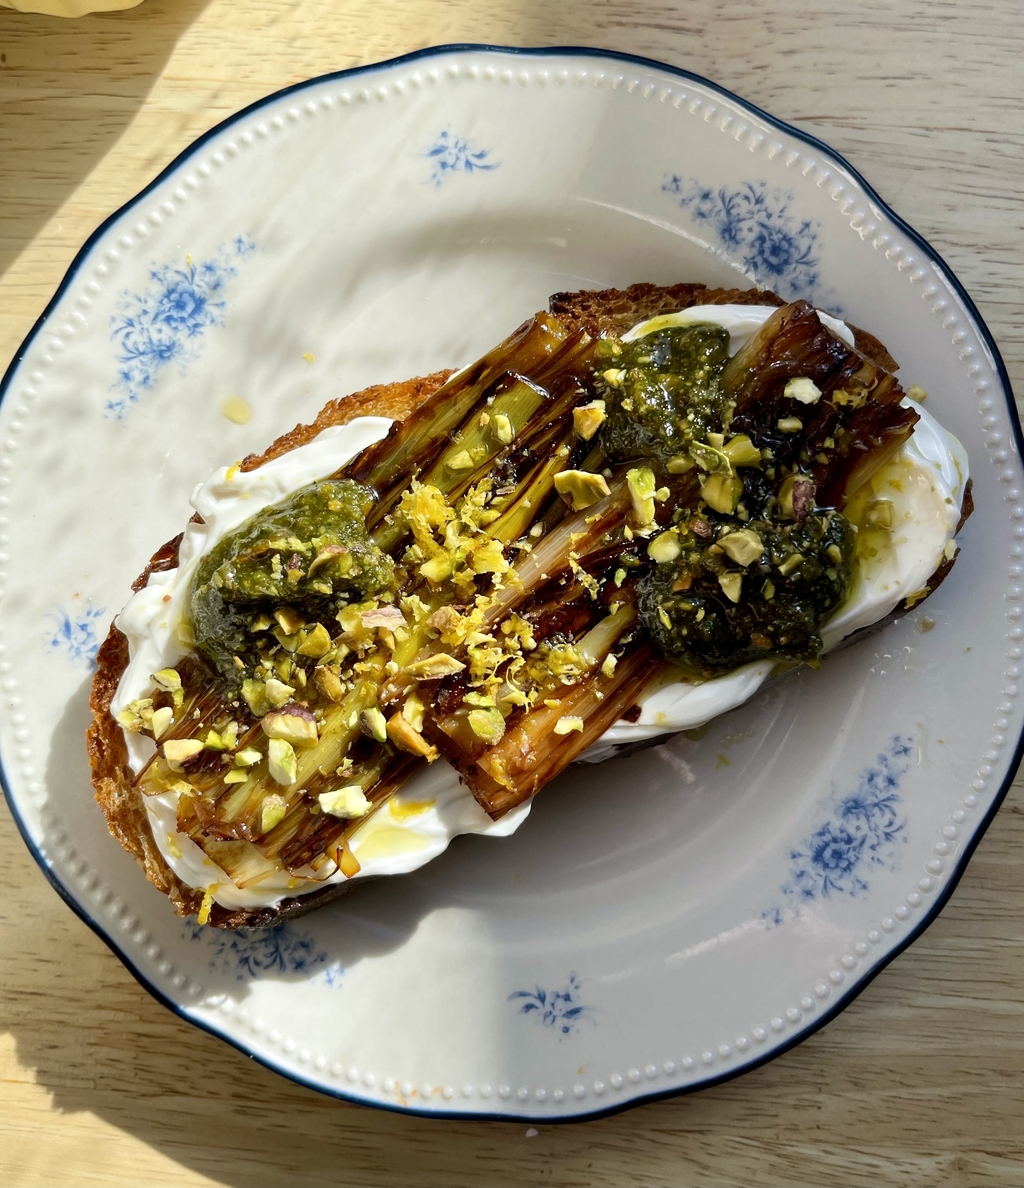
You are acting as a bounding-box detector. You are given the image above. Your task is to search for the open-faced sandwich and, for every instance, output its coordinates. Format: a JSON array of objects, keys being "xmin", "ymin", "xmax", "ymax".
[{"xmin": 88, "ymin": 282, "xmax": 972, "ymax": 928}]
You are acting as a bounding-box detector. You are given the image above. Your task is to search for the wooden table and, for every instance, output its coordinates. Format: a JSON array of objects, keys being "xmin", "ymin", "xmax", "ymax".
[{"xmin": 2, "ymin": 2, "xmax": 1022, "ymax": 1184}]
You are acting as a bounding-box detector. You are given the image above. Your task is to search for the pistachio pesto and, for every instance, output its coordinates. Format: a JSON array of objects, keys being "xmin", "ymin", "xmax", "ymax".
[
  {"xmin": 596, "ymin": 323, "xmax": 731, "ymax": 465},
  {"xmin": 189, "ymin": 479, "xmax": 395, "ymax": 682},
  {"xmin": 639, "ymin": 508, "xmax": 855, "ymax": 674}
]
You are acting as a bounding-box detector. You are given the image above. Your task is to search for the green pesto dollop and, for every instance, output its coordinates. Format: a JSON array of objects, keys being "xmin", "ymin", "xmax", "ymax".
[
  {"xmin": 189, "ymin": 479, "xmax": 395, "ymax": 682},
  {"xmin": 596, "ymin": 323, "xmax": 731, "ymax": 466},
  {"xmin": 639, "ymin": 509, "xmax": 855, "ymax": 674}
]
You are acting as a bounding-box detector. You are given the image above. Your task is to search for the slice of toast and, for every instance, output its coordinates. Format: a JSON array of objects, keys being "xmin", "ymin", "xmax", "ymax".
[{"xmin": 87, "ymin": 284, "xmax": 967, "ymax": 927}]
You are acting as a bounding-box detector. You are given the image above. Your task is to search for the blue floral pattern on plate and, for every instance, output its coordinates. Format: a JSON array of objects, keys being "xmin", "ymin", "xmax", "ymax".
[
  {"xmin": 184, "ymin": 920, "xmax": 338, "ymax": 983},
  {"xmin": 108, "ymin": 235, "xmax": 255, "ymax": 417},
  {"xmin": 781, "ymin": 735, "xmax": 911, "ymax": 901},
  {"xmin": 662, "ymin": 178, "xmax": 823, "ymax": 302},
  {"xmin": 46, "ymin": 604, "xmax": 106, "ymax": 667},
  {"xmin": 509, "ymin": 973, "xmax": 594, "ymax": 1037},
  {"xmin": 423, "ymin": 130, "xmax": 499, "ymax": 186}
]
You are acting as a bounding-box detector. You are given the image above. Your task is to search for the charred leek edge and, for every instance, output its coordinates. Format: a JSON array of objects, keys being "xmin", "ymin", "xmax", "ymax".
[{"xmin": 128, "ymin": 298, "xmax": 918, "ymax": 896}]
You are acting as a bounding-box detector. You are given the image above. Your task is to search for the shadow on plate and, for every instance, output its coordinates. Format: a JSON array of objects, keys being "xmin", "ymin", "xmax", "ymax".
[{"xmin": 0, "ymin": 0, "xmax": 214, "ymax": 282}]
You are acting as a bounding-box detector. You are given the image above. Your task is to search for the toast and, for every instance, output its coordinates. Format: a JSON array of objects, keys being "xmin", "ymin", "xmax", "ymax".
[{"xmin": 88, "ymin": 283, "xmax": 971, "ymax": 927}]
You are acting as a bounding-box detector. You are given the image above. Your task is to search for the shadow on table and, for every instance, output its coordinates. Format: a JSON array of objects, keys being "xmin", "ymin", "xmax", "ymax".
[{"xmin": 0, "ymin": 0, "xmax": 214, "ymax": 282}]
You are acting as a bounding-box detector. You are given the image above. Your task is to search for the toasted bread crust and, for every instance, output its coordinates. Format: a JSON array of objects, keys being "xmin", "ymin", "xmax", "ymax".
[{"xmin": 88, "ymin": 285, "xmax": 966, "ymax": 928}]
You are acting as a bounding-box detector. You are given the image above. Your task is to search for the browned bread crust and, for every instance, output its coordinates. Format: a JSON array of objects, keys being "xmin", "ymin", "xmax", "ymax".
[{"xmin": 87, "ymin": 285, "xmax": 963, "ymax": 928}]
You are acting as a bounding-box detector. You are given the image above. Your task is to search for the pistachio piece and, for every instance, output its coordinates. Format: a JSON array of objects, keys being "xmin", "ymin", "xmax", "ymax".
[
  {"xmin": 152, "ymin": 668, "xmax": 182, "ymax": 694},
  {"xmin": 264, "ymin": 677, "xmax": 296, "ymax": 709},
  {"xmin": 554, "ymin": 469, "xmax": 611, "ymax": 512},
  {"xmin": 446, "ymin": 448, "xmax": 475, "ymax": 470},
  {"xmin": 261, "ymin": 703, "xmax": 318, "ymax": 748},
  {"xmin": 778, "ymin": 553, "xmax": 805, "ymax": 576},
  {"xmin": 572, "ymin": 400, "xmax": 606, "ymax": 441},
  {"xmin": 404, "ymin": 653, "xmax": 466, "ymax": 680},
  {"xmin": 360, "ymin": 605, "xmax": 407, "ymax": 630},
  {"xmin": 386, "ymin": 711, "xmax": 439, "ymax": 761},
  {"xmin": 401, "ymin": 691, "xmax": 425, "ymax": 732},
  {"xmin": 260, "ymin": 793, "xmax": 288, "ymax": 833},
  {"xmin": 553, "ymin": 715, "xmax": 584, "ymax": 735},
  {"xmin": 626, "ymin": 466, "xmax": 657, "ymax": 527},
  {"xmin": 419, "ymin": 553, "xmax": 454, "ymax": 584},
  {"xmin": 777, "ymin": 416, "xmax": 804, "ymax": 433},
  {"xmin": 234, "ymin": 747, "xmax": 262, "ymax": 767},
  {"xmin": 492, "ymin": 412, "xmax": 514, "ymax": 445},
  {"xmin": 718, "ymin": 529, "xmax": 763, "ymax": 567},
  {"xmin": 319, "ymin": 785, "xmax": 372, "ymax": 820},
  {"xmin": 361, "ymin": 706, "xmax": 388, "ymax": 744},
  {"xmin": 600, "ymin": 653, "xmax": 617, "ymax": 677},
  {"xmin": 163, "ymin": 738, "xmax": 205, "ymax": 771},
  {"xmin": 777, "ymin": 474, "xmax": 816, "ymax": 522},
  {"xmin": 722, "ymin": 434, "xmax": 762, "ymax": 468},
  {"xmin": 314, "ymin": 665, "xmax": 345, "ymax": 703},
  {"xmin": 149, "ymin": 706, "xmax": 174, "ymax": 741},
  {"xmin": 906, "ymin": 384, "xmax": 927, "ymax": 404},
  {"xmin": 647, "ymin": 529, "xmax": 682, "ymax": 565},
  {"xmin": 700, "ymin": 473, "xmax": 743, "ymax": 515},
  {"xmin": 274, "ymin": 607, "xmax": 306, "ymax": 635},
  {"xmin": 296, "ymin": 622, "xmax": 332, "ymax": 658},
  {"xmin": 223, "ymin": 769, "xmax": 248, "ymax": 785},
  {"xmin": 865, "ymin": 499, "xmax": 894, "ymax": 529},
  {"xmin": 784, "ymin": 377, "xmax": 821, "ymax": 405},
  {"xmin": 717, "ymin": 572, "xmax": 743, "ymax": 603},
  {"xmin": 267, "ymin": 737, "xmax": 298, "ymax": 785},
  {"xmin": 602, "ymin": 368, "xmax": 626, "ymax": 387},
  {"xmin": 241, "ymin": 678, "xmax": 270, "ymax": 718},
  {"xmin": 665, "ymin": 454, "xmax": 695, "ymax": 475},
  {"xmin": 467, "ymin": 706, "xmax": 506, "ymax": 746}
]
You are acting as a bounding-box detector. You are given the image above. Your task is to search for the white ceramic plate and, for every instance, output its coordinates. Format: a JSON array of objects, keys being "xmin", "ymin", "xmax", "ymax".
[{"xmin": 1, "ymin": 46, "xmax": 1020, "ymax": 1121}]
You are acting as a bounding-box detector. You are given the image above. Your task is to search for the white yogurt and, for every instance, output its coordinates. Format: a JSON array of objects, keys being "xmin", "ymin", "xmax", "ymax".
[{"xmin": 112, "ymin": 306, "xmax": 968, "ymax": 909}]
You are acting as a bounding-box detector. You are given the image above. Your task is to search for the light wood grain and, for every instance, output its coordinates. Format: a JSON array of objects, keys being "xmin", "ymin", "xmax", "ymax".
[{"xmin": 1, "ymin": 1, "xmax": 1022, "ymax": 1184}]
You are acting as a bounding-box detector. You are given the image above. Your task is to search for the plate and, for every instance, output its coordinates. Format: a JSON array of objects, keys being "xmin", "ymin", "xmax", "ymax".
[{"xmin": 1, "ymin": 46, "xmax": 1019, "ymax": 1121}]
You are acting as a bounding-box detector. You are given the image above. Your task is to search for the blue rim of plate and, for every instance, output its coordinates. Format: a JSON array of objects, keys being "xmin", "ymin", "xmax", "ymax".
[{"xmin": 0, "ymin": 43, "xmax": 1020, "ymax": 1123}]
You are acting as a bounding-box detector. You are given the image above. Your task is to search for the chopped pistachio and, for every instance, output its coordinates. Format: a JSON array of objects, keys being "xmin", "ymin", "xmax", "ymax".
[
  {"xmin": 419, "ymin": 553, "xmax": 454, "ymax": 584},
  {"xmin": 260, "ymin": 793, "xmax": 288, "ymax": 832},
  {"xmin": 219, "ymin": 721, "xmax": 239, "ymax": 750},
  {"xmin": 150, "ymin": 706, "xmax": 174, "ymax": 741},
  {"xmin": 250, "ymin": 611, "xmax": 273, "ymax": 632},
  {"xmin": 402, "ymin": 691, "xmax": 426, "ymax": 732},
  {"xmin": 827, "ymin": 544, "xmax": 844, "ymax": 565},
  {"xmin": 241, "ymin": 679, "xmax": 270, "ymax": 717},
  {"xmin": 262, "ymin": 706, "xmax": 318, "ymax": 747},
  {"xmin": 626, "ymin": 466, "xmax": 657, "ymax": 527},
  {"xmin": 762, "ymin": 579, "xmax": 776, "ymax": 600},
  {"xmin": 274, "ymin": 607, "xmax": 306, "ymax": 635},
  {"xmin": 234, "ymin": 747, "xmax": 262, "ymax": 767},
  {"xmin": 446, "ymin": 448, "xmax": 475, "ymax": 470},
  {"xmin": 572, "ymin": 400, "xmax": 607, "ymax": 441},
  {"xmin": 666, "ymin": 454, "xmax": 696, "ymax": 474},
  {"xmin": 163, "ymin": 738, "xmax": 205, "ymax": 771},
  {"xmin": 553, "ymin": 469, "xmax": 611, "ymax": 512},
  {"xmin": 717, "ymin": 571, "xmax": 743, "ymax": 603},
  {"xmin": 264, "ymin": 677, "xmax": 296, "ymax": 709},
  {"xmin": 647, "ymin": 530, "xmax": 682, "ymax": 564},
  {"xmin": 722, "ymin": 434, "xmax": 762, "ymax": 467},
  {"xmin": 777, "ymin": 416, "xmax": 804, "ymax": 433},
  {"xmin": 467, "ymin": 706, "xmax": 506, "ymax": 745},
  {"xmin": 865, "ymin": 499, "xmax": 894, "ymax": 529},
  {"xmin": 778, "ymin": 553, "xmax": 805, "ymax": 576},
  {"xmin": 700, "ymin": 473, "xmax": 743, "ymax": 515},
  {"xmin": 152, "ymin": 668, "xmax": 182, "ymax": 694},
  {"xmin": 319, "ymin": 785, "xmax": 372, "ymax": 819},
  {"xmin": 386, "ymin": 712, "xmax": 439, "ymax": 761},
  {"xmin": 553, "ymin": 715, "xmax": 584, "ymax": 735},
  {"xmin": 602, "ymin": 368, "xmax": 626, "ymax": 387},
  {"xmin": 361, "ymin": 605, "xmax": 407, "ymax": 630},
  {"xmin": 906, "ymin": 383, "xmax": 927, "ymax": 404},
  {"xmin": 404, "ymin": 653, "xmax": 466, "ymax": 679},
  {"xmin": 718, "ymin": 529, "xmax": 763, "ymax": 567},
  {"xmin": 223, "ymin": 769, "xmax": 248, "ymax": 785},
  {"xmin": 361, "ymin": 706, "xmax": 388, "ymax": 744},
  {"xmin": 784, "ymin": 377, "xmax": 822, "ymax": 405},
  {"xmin": 492, "ymin": 412, "xmax": 514, "ymax": 445},
  {"xmin": 613, "ymin": 567, "xmax": 626, "ymax": 587},
  {"xmin": 600, "ymin": 653, "xmax": 617, "ymax": 678},
  {"xmin": 203, "ymin": 728, "xmax": 228, "ymax": 751},
  {"xmin": 267, "ymin": 737, "xmax": 298, "ymax": 785},
  {"xmin": 296, "ymin": 622, "xmax": 332, "ymax": 658}
]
